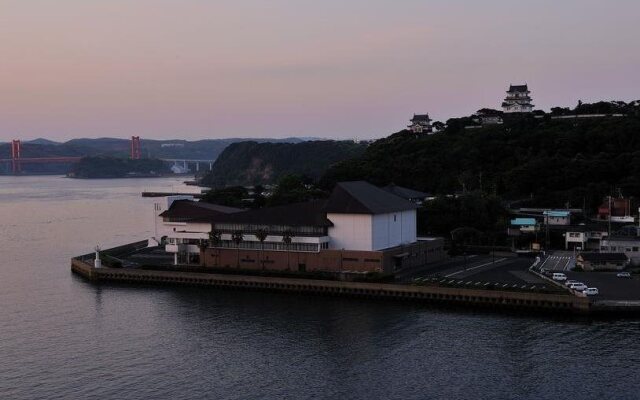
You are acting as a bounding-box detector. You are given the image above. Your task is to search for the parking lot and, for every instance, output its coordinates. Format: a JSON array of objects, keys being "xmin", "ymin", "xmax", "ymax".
[
  {"xmin": 529, "ymin": 251, "xmax": 640, "ymax": 303},
  {"xmin": 397, "ymin": 254, "xmax": 560, "ymax": 292},
  {"xmin": 554, "ymin": 271, "xmax": 640, "ymax": 301}
]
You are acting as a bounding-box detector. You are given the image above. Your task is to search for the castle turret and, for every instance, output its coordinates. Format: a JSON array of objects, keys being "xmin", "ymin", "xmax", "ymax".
[
  {"xmin": 408, "ymin": 114, "xmax": 432, "ymax": 133},
  {"xmin": 502, "ymin": 84, "xmax": 534, "ymax": 113}
]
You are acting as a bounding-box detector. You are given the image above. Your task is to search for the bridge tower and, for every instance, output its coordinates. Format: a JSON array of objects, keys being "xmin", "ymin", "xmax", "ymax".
[
  {"xmin": 11, "ymin": 140, "xmax": 21, "ymax": 174},
  {"xmin": 130, "ymin": 136, "xmax": 141, "ymax": 160}
]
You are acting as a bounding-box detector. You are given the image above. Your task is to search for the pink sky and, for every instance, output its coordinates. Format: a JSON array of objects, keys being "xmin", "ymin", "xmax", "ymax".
[{"xmin": 1, "ymin": 0, "xmax": 639, "ymax": 141}]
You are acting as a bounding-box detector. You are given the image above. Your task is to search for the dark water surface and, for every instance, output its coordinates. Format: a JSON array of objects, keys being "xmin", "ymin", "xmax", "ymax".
[{"xmin": 1, "ymin": 176, "xmax": 640, "ymax": 400}]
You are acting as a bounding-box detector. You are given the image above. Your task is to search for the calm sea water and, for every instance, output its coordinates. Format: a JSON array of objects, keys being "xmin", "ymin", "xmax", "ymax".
[{"xmin": 1, "ymin": 176, "xmax": 640, "ymax": 400}]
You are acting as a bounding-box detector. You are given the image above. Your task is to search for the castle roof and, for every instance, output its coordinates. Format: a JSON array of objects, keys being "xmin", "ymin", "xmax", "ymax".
[
  {"xmin": 508, "ymin": 84, "xmax": 529, "ymax": 93},
  {"xmin": 411, "ymin": 114, "xmax": 431, "ymax": 122}
]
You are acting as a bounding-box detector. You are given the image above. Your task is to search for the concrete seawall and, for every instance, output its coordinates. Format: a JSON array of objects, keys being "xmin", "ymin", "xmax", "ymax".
[{"xmin": 71, "ymin": 258, "xmax": 591, "ymax": 315}]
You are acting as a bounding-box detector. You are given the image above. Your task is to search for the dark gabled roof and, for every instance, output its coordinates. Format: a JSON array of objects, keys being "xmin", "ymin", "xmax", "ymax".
[
  {"xmin": 604, "ymin": 236, "xmax": 640, "ymax": 242},
  {"xmin": 508, "ymin": 84, "xmax": 529, "ymax": 92},
  {"xmin": 579, "ymin": 252, "xmax": 628, "ymax": 262},
  {"xmin": 325, "ymin": 181, "xmax": 418, "ymax": 214},
  {"xmin": 383, "ymin": 184, "xmax": 430, "ymax": 200},
  {"xmin": 475, "ymin": 108, "xmax": 503, "ymax": 116},
  {"xmin": 411, "ymin": 114, "xmax": 431, "ymax": 122},
  {"xmin": 210, "ymin": 200, "xmax": 333, "ymax": 227},
  {"xmin": 160, "ymin": 200, "xmax": 242, "ymax": 220},
  {"xmin": 563, "ymin": 223, "xmax": 608, "ymax": 232}
]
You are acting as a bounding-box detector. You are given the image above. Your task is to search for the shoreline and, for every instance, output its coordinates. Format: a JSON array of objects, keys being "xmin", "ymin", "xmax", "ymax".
[{"xmin": 71, "ymin": 242, "xmax": 597, "ymax": 316}]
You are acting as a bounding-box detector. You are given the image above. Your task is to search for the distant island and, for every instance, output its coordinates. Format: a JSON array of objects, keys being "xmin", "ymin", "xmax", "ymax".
[{"xmin": 67, "ymin": 157, "xmax": 171, "ymax": 179}]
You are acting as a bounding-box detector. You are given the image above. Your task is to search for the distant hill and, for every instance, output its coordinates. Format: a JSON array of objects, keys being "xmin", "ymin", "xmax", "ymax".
[
  {"xmin": 201, "ymin": 140, "xmax": 368, "ymax": 187},
  {"xmin": 25, "ymin": 138, "xmax": 61, "ymax": 146},
  {"xmin": 0, "ymin": 137, "xmax": 314, "ymax": 175},
  {"xmin": 62, "ymin": 137, "xmax": 310, "ymax": 160}
]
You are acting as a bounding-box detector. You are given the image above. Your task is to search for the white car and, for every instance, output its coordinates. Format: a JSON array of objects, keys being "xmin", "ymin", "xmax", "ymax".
[
  {"xmin": 564, "ymin": 280, "xmax": 579, "ymax": 287},
  {"xmin": 568, "ymin": 282, "xmax": 587, "ymax": 291},
  {"xmin": 552, "ymin": 273, "xmax": 567, "ymax": 281},
  {"xmin": 617, "ymin": 272, "xmax": 632, "ymax": 279},
  {"xmin": 583, "ymin": 288, "xmax": 599, "ymax": 296}
]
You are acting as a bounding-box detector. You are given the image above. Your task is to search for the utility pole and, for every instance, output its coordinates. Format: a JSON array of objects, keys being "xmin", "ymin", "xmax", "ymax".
[
  {"xmin": 608, "ymin": 194, "xmax": 612, "ymax": 237},
  {"xmin": 545, "ymin": 214, "xmax": 550, "ymax": 251}
]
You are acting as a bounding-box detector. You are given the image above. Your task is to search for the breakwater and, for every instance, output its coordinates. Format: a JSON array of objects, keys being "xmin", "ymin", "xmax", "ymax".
[{"xmin": 71, "ymin": 257, "xmax": 590, "ymax": 315}]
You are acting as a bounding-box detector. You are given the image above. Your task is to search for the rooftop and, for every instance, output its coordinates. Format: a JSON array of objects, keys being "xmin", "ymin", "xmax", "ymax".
[
  {"xmin": 211, "ymin": 199, "xmax": 333, "ymax": 227},
  {"xmin": 382, "ymin": 184, "xmax": 430, "ymax": 200},
  {"xmin": 160, "ymin": 200, "xmax": 242, "ymax": 220},
  {"xmin": 410, "ymin": 114, "xmax": 431, "ymax": 122},
  {"xmin": 325, "ymin": 181, "xmax": 418, "ymax": 215},
  {"xmin": 603, "ymin": 236, "xmax": 640, "ymax": 242},
  {"xmin": 543, "ymin": 210, "xmax": 571, "ymax": 217},
  {"xmin": 511, "ymin": 218, "xmax": 536, "ymax": 226},
  {"xmin": 508, "ymin": 84, "xmax": 529, "ymax": 93},
  {"xmin": 579, "ymin": 252, "xmax": 628, "ymax": 262}
]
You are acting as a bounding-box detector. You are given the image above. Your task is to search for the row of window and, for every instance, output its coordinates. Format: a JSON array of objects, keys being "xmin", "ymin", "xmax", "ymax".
[
  {"xmin": 213, "ymin": 223, "xmax": 326, "ymax": 236},
  {"xmin": 342, "ymin": 257, "xmax": 380, "ymax": 263},
  {"xmin": 168, "ymin": 238, "xmax": 202, "ymax": 245},
  {"xmin": 212, "ymin": 240, "xmax": 320, "ymax": 252}
]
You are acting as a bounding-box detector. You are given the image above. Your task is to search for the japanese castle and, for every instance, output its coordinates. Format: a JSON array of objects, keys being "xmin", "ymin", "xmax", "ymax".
[{"xmin": 502, "ymin": 84, "xmax": 534, "ymax": 113}]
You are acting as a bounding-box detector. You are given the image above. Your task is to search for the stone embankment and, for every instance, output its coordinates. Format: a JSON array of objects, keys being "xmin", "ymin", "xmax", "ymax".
[{"xmin": 72, "ymin": 257, "xmax": 590, "ymax": 315}]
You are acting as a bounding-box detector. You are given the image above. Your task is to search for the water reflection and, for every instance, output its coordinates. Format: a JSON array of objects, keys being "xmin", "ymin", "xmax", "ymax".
[{"xmin": 2, "ymin": 176, "xmax": 640, "ymax": 400}]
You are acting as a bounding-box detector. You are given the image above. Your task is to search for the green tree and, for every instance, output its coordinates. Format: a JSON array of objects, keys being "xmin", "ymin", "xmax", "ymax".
[
  {"xmin": 231, "ymin": 231, "xmax": 243, "ymax": 268},
  {"xmin": 201, "ymin": 186, "xmax": 248, "ymax": 207},
  {"xmin": 281, "ymin": 229, "xmax": 293, "ymax": 270},
  {"xmin": 255, "ymin": 228, "xmax": 268, "ymax": 270},
  {"xmin": 267, "ymin": 174, "xmax": 325, "ymax": 206}
]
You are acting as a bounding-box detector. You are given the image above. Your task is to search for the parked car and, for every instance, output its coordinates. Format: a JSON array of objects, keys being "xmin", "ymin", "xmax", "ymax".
[
  {"xmin": 568, "ymin": 283, "xmax": 588, "ymax": 291},
  {"xmin": 583, "ymin": 288, "xmax": 599, "ymax": 296},
  {"xmin": 617, "ymin": 272, "xmax": 632, "ymax": 279},
  {"xmin": 564, "ymin": 280, "xmax": 579, "ymax": 286},
  {"xmin": 552, "ymin": 273, "xmax": 567, "ymax": 281}
]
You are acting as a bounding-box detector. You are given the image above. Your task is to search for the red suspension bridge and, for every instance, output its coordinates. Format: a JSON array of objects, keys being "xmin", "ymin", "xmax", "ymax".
[
  {"xmin": 1, "ymin": 136, "xmax": 143, "ymax": 174},
  {"xmin": 0, "ymin": 140, "xmax": 82, "ymax": 174}
]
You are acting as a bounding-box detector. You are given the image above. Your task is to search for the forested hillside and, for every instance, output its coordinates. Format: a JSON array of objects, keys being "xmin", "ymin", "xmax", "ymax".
[
  {"xmin": 322, "ymin": 102, "xmax": 640, "ymax": 212},
  {"xmin": 201, "ymin": 140, "xmax": 367, "ymax": 187}
]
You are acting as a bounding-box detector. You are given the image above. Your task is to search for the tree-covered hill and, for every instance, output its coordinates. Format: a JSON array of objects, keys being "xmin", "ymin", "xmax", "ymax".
[
  {"xmin": 321, "ymin": 103, "xmax": 640, "ymax": 211},
  {"xmin": 201, "ymin": 140, "xmax": 367, "ymax": 187}
]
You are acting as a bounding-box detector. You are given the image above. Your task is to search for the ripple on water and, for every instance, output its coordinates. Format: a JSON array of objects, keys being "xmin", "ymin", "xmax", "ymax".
[{"xmin": 1, "ymin": 176, "xmax": 640, "ymax": 400}]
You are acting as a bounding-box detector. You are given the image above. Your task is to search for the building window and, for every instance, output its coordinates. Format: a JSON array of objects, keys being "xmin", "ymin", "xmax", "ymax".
[{"xmin": 342, "ymin": 257, "xmax": 359, "ymax": 262}]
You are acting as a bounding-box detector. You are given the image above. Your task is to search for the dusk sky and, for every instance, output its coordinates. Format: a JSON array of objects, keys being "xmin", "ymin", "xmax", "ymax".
[{"xmin": 1, "ymin": 0, "xmax": 639, "ymax": 141}]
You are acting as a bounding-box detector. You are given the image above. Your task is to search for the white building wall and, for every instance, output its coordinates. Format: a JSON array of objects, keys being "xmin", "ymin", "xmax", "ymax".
[
  {"xmin": 402, "ymin": 209, "xmax": 417, "ymax": 245},
  {"xmin": 372, "ymin": 210, "xmax": 417, "ymax": 250},
  {"xmin": 327, "ymin": 213, "xmax": 372, "ymax": 251},
  {"xmin": 164, "ymin": 221, "xmax": 212, "ymax": 254}
]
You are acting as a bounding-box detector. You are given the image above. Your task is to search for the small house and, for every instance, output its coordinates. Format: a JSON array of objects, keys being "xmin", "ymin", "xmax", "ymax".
[
  {"xmin": 543, "ymin": 210, "xmax": 571, "ymax": 226},
  {"xmin": 576, "ymin": 252, "xmax": 629, "ymax": 271}
]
